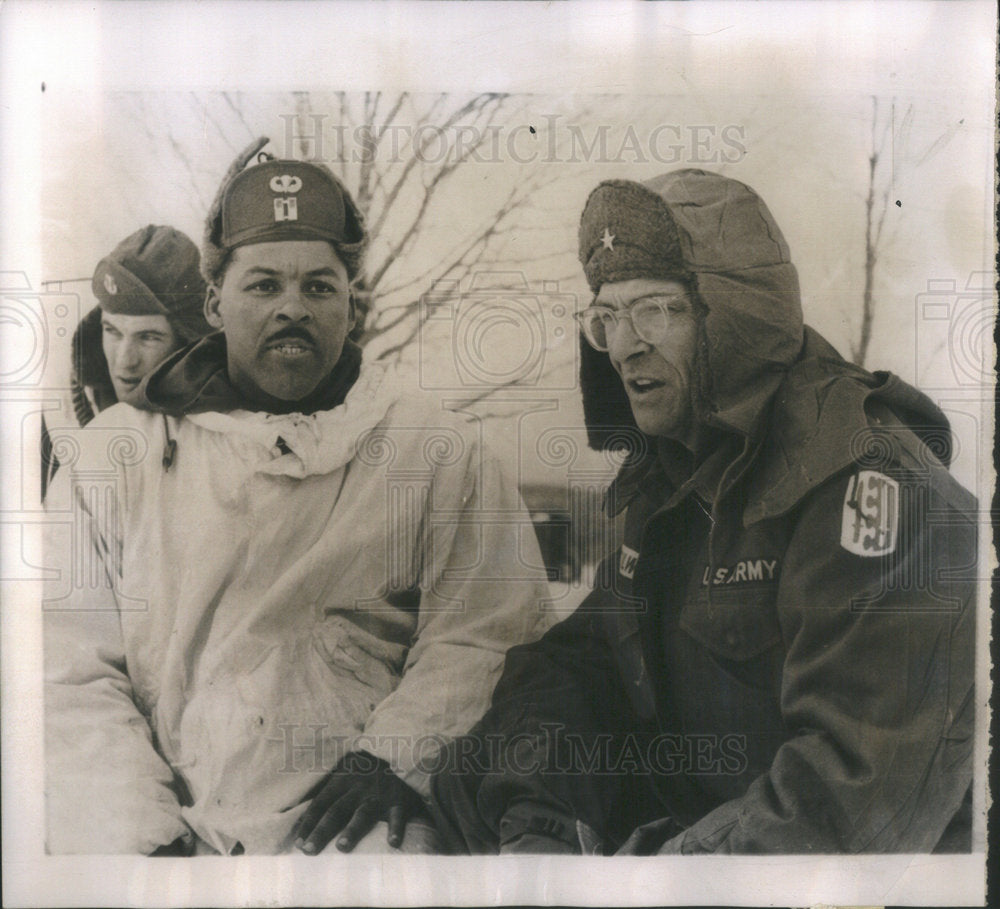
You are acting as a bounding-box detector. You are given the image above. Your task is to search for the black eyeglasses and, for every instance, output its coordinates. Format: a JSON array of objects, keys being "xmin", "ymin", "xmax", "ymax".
[{"xmin": 575, "ymin": 293, "xmax": 690, "ymax": 351}]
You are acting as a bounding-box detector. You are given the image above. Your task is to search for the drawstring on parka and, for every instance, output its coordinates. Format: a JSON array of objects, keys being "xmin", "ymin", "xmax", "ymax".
[{"xmin": 161, "ymin": 414, "xmax": 176, "ymax": 470}]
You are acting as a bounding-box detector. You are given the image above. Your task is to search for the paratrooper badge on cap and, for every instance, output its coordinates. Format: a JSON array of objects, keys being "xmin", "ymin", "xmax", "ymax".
[{"xmin": 270, "ymin": 174, "xmax": 303, "ymax": 223}]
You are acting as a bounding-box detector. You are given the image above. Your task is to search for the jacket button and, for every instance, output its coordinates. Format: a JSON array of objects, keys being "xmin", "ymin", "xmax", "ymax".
[{"xmin": 725, "ymin": 630, "xmax": 739, "ymax": 648}]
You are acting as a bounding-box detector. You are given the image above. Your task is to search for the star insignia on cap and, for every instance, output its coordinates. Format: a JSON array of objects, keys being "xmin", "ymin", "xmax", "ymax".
[
  {"xmin": 600, "ymin": 228, "xmax": 615, "ymax": 251},
  {"xmin": 103, "ymin": 273, "xmax": 118, "ymax": 295}
]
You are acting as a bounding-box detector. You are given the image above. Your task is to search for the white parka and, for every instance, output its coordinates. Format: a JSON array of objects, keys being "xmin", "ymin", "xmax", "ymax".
[{"xmin": 44, "ymin": 364, "xmax": 552, "ymax": 854}]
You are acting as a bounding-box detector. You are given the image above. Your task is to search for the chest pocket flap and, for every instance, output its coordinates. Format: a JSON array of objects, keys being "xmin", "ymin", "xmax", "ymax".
[{"xmin": 678, "ymin": 589, "xmax": 782, "ymax": 662}]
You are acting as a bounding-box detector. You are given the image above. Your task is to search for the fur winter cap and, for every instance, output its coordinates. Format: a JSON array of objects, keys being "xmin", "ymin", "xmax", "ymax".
[
  {"xmin": 92, "ymin": 224, "xmax": 210, "ymax": 344},
  {"xmin": 578, "ymin": 179, "xmax": 690, "ymax": 292},
  {"xmin": 201, "ymin": 137, "xmax": 368, "ymax": 285}
]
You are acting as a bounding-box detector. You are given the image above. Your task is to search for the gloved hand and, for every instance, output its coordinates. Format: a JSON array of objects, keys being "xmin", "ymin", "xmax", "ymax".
[
  {"xmin": 294, "ymin": 750, "xmax": 427, "ymax": 854},
  {"xmin": 498, "ymin": 803, "xmax": 581, "ymax": 855},
  {"xmin": 500, "ymin": 833, "xmax": 578, "ymax": 854},
  {"xmin": 148, "ymin": 835, "xmax": 193, "ymax": 856},
  {"xmin": 615, "ymin": 815, "xmax": 684, "ymax": 855}
]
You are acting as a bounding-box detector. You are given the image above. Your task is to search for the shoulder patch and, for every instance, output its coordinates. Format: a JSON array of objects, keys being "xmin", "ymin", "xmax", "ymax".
[
  {"xmin": 841, "ymin": 470, "xmax": 899, "ymax": 556},
  {"xmin": 619, "ymin": 544, "xmax": 639, "ymax": 579}
]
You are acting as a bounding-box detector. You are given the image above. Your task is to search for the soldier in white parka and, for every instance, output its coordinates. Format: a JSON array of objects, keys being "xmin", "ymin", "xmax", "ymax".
[{"xmin": 43, "ymin": 137, "xmax": 552, "ymax": 856}]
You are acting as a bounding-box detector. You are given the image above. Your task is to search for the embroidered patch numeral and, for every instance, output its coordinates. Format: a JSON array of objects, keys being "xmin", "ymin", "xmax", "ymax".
[
  {"xmin": 841, "ymin": 470, "xmax": 899, "ymax": 556},
  {"xmin": 619, "ymin": 544, "xmax": 639, "ymax": 579}
]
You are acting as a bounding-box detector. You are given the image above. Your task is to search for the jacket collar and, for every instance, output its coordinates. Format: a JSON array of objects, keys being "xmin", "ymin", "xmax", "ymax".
[
  {"xmin": 604, "ymin": 326, "xmax": 951, "ymax": 526},
  {"xmin": 605, "ymin": 430, "xmax": 751, "ymax": 519},
  {"xmin": 743, "ymin": 365, "xmax": 886, "ymax": 524},
  {"xmin": 743, "ymin": 331, "xmax": 953, "ymax": 525},
  {"xmin": 135, "ymin": 332, "xmax": 363, "ymax": 417}
]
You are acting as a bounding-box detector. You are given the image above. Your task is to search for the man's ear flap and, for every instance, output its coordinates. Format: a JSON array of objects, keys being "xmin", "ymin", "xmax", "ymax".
[
  {"xmin": 580, "ymin": 334, "xmax": 638, "ymax": 451},
  {"xmin": 204, "ymin": 286, "xmax": 224, "ymax": 330}
]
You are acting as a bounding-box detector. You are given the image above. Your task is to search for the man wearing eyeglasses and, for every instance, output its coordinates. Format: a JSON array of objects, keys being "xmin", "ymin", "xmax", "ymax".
[
  {"xmin": 427, "ymin": 169, "xmax": 977, "ymax": 855},
  {"xmin": 576, "ymin": 280, "xmax": 698, "ymax": 445}
]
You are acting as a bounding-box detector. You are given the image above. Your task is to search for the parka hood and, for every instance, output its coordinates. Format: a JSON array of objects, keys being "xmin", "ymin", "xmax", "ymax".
[
  {"xmin": 580, "ymin": 169, "xmax": 803, "ymax": 449},
  {"xmin": 583, "ymin": 170, "xmax": 956, "ymax": 521}
]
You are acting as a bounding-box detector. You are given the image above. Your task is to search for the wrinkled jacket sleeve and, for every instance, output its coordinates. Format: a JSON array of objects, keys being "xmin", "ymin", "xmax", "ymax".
[
  {"xmin": 359, "ymin": 446, "xmax": 556, "ymax": 797},
  {"xmin": 429, "ymin": 556, "xmax": 639, "ymax": 851},
  {"xmin": 659, "ymin": 470, "xmax": 977, "ymax": 854},
  {"xmin": 43, "ymin": 432, "xmax": 188, "ymax": 854}
]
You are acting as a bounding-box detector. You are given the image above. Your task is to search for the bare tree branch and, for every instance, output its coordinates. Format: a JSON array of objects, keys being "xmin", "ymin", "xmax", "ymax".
[
  {"xmin": 284, "ymin": 89, "xmax": 593, "ymax": 392},
  {"xmin": 293, "ymin": 92, "xmax": 316, "ymax": 159},
  {"xmin": 215, "ymin": 93, "xmax": 257, "ymax": 147},
  {"xmin": 853, "ymin": 96, "xmax": 880, "ymax": 367},
  {"xmin": 368, "ymin": 94, "xmax": 506, "ymax": 247}
]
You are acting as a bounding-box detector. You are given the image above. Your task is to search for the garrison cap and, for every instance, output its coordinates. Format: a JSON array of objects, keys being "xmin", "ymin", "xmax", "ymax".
[{"xmin": 92, "ymin": 225, "xmax": 210, "ymax": 342}]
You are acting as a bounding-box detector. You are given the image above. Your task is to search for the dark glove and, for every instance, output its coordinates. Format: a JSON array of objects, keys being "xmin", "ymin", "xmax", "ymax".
[
  {"xmin": 498, "ymin": 803, "xmax": 581, "ymax": 855},
  {"xmin": 501, "ymin": 833, "xmax": 577, "ymax": 854},
  {"xmin": 294, "ymin": 750, "xmax": 427, "ymax": 854},
  {"xmin": 615, "ymin": 815, "xmax": 684, "ymax": 855},
  {"xmin": 149, "ymin": 835, "xmax": 193, "ymax": 857}
]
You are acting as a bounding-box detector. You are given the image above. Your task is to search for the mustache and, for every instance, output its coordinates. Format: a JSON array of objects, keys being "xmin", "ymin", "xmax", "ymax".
[{"xmin": 265, "ymin": 326, "xmax": 316, "ymax": 345}]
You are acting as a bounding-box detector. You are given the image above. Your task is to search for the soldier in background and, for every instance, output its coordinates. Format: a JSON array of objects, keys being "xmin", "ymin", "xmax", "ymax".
[{"xmin": 41, "ymin": 225, "xmax": 211, "ymax": 494}]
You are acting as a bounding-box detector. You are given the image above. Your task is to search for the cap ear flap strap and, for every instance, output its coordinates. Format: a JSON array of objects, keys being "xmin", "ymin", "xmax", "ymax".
[{"xmin": 579, "ymin": 334, "xmax": 638, "ymax": 452}]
